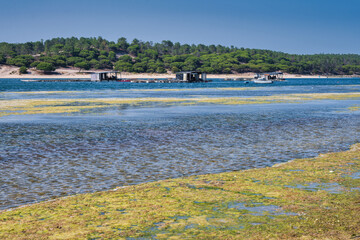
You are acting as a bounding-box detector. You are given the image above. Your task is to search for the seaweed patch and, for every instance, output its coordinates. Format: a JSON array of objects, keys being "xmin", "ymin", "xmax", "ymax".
[{"xmin": 0, "ymin": 144, "xmax": 359, "ymax": 239}]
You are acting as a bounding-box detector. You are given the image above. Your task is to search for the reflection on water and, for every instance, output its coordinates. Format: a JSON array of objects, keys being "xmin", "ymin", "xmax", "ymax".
[{"xmin": 1, "ymin": 102, "xmax": 360, "ymax": 210}]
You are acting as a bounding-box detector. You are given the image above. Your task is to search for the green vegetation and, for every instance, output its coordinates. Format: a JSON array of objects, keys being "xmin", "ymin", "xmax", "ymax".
[
  {"xmin": 36, "ymin": 62, "xmax": 55, "ymax": 72},
  {"xmin": 19, "ymin": 66, "xmax": 27, "ymax": 74},
  {"xmin": 0, "ymin": 142, "xmax": 359, "ymax": 239},
  {"xmin": 1, "ymin": 37, "xmax": 360, "ymax": 75},
  {"xmin": 0, "ymin": 54, "xmax": 5, "ymax": 64}
]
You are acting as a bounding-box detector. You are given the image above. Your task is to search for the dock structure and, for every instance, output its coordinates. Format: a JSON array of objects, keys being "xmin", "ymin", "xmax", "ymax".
[
  {"xmin": 176, "ymin": 71, "xmax": 207, "ymax": 82},
  {"xmin": 21, "ymin": 71, "xmax": 211, "ymax": 83},
  {"xmin": 91, "ymin": 71, "xmax": 119, "ymax": 81}
]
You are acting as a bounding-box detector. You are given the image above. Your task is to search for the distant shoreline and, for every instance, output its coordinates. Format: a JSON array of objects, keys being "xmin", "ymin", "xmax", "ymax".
[{"xmin": 1, "ymin": 65, "xmax": 359, "ymax": 79}]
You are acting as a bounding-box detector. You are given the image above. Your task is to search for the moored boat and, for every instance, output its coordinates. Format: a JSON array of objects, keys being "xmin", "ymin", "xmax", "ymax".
[
  {"xmin": 252, "ymin": 72, "xmax": 285, "ymax": 84},
  {"xmin": 253, "ymin": 77, "xmax": 273, "ymax": 84}
]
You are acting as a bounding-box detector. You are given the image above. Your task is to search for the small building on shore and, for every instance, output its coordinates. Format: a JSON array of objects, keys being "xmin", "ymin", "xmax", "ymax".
[
  {"xmin": 175, "ymin": 71, "xmax": 207, "ymax": 82},
  {"xmin": 91, "ymin": 71, "xmax": 119, "ymax": 81}
]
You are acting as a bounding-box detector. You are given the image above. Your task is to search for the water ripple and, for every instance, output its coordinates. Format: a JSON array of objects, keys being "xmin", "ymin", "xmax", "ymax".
[{"xmin": 1, "ymin": 103, "xmax": 359, "ymax": 210}]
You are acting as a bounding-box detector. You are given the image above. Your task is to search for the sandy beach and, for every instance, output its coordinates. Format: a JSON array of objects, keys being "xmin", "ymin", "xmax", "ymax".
[{"xmin": 0, "ymin": 64, "xmax": 358, "ymax": 79}]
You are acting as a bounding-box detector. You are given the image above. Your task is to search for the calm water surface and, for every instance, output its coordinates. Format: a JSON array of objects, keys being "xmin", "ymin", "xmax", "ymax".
[{"xmin": 0, "ymin": 78, "xmax": 360, "ymax": 210}]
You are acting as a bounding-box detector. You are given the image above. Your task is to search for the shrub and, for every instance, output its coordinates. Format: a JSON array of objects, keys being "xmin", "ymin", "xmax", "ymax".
[
  {"xmin": 19, "ymin": 66, "xmax": 28, "ymax": 74},
  {"xmin": 36, "ymin": 62, "xmax": 55, "ymax": 72}
]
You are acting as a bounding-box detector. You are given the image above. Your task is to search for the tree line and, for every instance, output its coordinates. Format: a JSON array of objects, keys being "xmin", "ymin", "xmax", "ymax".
[{"xmin": 1, "ymin": 37, "xmax": 360, "ymax": 75}]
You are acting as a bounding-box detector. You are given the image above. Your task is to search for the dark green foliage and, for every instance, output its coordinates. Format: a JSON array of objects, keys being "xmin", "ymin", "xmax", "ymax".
[
  {"xmin": 114, "ymin": 61, "xmax": 133, "ymax": 72},
  {"xmin": 19, "ymin": 66, "xmax": 28, "ymax": 74},
  {"xmin": 98, "ymin": 59, "xmax": 112, "ymax": 69},
  {"xmin": 118, "ymin": 55, "xmax": 132, "ymax": 63},
  {"xmin": 36, "ymin": 62, "xmax": 55, "ymax": 72},
  {"xmin": 156, "ymin": 66, "xmax": 166, "ymax": 73},
  {"xmin": 117, "ymin": 37, "xmax": 129, "ymax": 50},
  {"xmin": 0, "ymin": 54, "xmax": 5, "ymax": 64},
  {"xmin": 108, "ymin": 51, "xmax": 116, "ymax": 61},
  {"xmin": 66, "ymin": 57, "xmax": 84, "ymax": 66},
  {"xmin": 127, "ymin": 44, "xmax": 140, "ymax": 55},
  {"xmin": 30, "ymin": 61, "xmax": 41, "ymax": 68},
  {"xmin": 89, "ymin": 59, "xmax": 100, "ymax": 69},
  {"xmin": 6, "ymin": 55, "xmax": 34, "ymax": 67},
  {"xmin": 1, "ymin": 37, "xmax": 360, "ymax": 74},
  {"xmin": 74, "ymin": 61, "xmax": 90, "ymax": 71}
]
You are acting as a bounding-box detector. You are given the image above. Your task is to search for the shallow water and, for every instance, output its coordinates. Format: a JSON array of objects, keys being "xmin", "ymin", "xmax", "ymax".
[{"xmin": 0, "ymin": 78, "xmax": 360, "ymax": 210}]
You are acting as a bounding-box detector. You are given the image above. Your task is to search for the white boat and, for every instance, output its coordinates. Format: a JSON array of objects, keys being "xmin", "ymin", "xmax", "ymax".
[
  {"xmin": 253, "ymin": 77, "xmax": 273, "ymax": 84},
  {"xmin": 252, "ymin": 72, "xmax": 284, "ymax": 83}
]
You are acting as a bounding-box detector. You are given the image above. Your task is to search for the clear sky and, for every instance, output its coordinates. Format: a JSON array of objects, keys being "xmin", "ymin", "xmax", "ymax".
[{"xmin": 1, "ymin": 0, "xmax": 359, "ymax": 54}]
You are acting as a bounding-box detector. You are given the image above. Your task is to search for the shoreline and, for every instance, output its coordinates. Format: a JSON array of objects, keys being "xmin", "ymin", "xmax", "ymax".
[
  {"xmin": 1, "ymin": 144, "xmax": 359, "ymax": 239},
  {"xmin": 1, "ymin": 65, "xmax": 359, "ymax": 79}
]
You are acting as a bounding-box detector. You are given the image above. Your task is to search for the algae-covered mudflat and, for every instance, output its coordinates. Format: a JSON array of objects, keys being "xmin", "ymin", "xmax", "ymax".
[
  {"xmin": 1, "ymin": 92, "xmax": 360, "ymax": 117},
  {"xmin": 0, "ymin": 144, "xmax": 359, "ymax": 239},
  {"xmin": 0, "ymin": 78, "xmax": 360, "ymax": 238}
]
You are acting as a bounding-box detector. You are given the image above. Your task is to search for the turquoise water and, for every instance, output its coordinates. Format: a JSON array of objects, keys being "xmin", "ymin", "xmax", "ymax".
[{"xmin": 0, "ymin": 78, "xmax": 360, "ymax": 210}]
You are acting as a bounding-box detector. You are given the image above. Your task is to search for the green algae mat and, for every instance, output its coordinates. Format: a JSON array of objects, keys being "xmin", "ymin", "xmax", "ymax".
[
  {"xmin": 2, "ymin": 92, "xmax": 360, "ymax": 117},
  {"xmin": 1, "ymin": 145, "xmax": 359, "ymax": 239}
]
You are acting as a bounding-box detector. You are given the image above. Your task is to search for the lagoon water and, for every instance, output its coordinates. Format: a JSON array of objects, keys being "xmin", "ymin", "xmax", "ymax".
[{"xmin": 1, "ymin": 78, "xmax": 360, "ymax": 210}]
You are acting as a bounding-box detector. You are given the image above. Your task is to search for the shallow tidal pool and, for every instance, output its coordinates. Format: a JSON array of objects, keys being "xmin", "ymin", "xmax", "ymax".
[{"xmin": 0, "ymin": 78, "xmax": 360, "ymax": 210}]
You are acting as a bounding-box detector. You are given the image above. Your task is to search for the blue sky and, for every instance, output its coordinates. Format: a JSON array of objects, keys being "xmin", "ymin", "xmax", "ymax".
[{"xmin": 0, "ymin": 0, "xmax": 359, "ymax": 54}]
